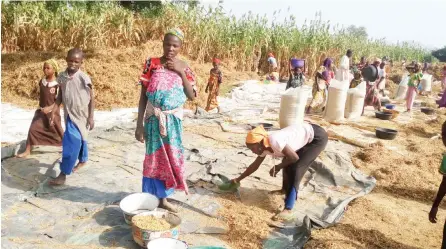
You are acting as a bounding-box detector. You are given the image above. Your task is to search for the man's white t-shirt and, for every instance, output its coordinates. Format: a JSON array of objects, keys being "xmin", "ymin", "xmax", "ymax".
[
  {"xmin": 340, "ymin": 55, "xmax": 350, "ymax": 70},
  {"xmin": 260, "ymin": 123, "xmax": 315, "ymax": 158}
]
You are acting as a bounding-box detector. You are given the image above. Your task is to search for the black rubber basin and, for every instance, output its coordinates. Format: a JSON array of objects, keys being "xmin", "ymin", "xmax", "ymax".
[{"xmin": 376, "ymin": 128, "xmax": 398, "ymax": 140}]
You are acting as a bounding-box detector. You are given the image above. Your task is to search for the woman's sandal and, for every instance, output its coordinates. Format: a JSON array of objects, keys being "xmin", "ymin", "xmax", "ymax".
[{"xmin": 272, "ymin": 210, "xmax": 297, "ymax": 221}]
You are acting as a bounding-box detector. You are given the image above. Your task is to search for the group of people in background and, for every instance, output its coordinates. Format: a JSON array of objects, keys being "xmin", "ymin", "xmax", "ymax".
[{"xmin": 266, "ymin": 48, "xmax": 433, "ymax": 114}]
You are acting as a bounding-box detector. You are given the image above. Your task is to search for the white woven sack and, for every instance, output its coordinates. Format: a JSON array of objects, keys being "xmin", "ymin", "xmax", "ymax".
[
  {"xmin": 279, "ymin": 86, "xmax": 311, "ymax": 128},
  {"xmin": 323, "ymin": 79, "xmax": 349, "ymax": 122}
]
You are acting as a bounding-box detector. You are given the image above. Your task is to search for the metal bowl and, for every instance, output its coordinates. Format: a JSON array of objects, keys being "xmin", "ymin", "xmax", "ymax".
[
  {"xmin": 120, "ymin": 193, "xmax": 159, "ymax": 225},
  {"xmin": 376, "ymin": 128, "xmax": 398, "ymax": 140},
  {"xmin": 132, "ymin": 211, "xmax": 182, "ymax": 248}
]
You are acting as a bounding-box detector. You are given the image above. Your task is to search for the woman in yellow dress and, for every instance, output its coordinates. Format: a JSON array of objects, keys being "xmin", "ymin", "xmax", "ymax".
[{"xmin": 205, "ymin": 58, "xmax": 223, "ymax": 112}]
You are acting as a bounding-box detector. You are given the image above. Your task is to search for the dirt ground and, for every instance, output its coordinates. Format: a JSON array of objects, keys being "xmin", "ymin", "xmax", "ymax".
[{"xmin": 2, "ymin": 45, "xmax": 446, "ymax": 249}]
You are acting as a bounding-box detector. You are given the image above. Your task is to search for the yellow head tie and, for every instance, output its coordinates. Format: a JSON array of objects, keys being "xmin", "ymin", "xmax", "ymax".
[{"xmin": 246, "ymin": 125, "xmax": 270, "ymax": 147}]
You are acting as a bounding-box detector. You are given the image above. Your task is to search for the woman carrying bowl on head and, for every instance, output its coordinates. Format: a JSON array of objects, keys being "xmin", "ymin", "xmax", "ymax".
[
  {"xmin": 362, "ymin": 61, "xmax": 382, "ymax": 115},
  {"xmin": 228, "ymin": 123, "xmax": 328, "ymax": 220},
  {"xmin": 286, "ymin": 58, "xmax": 306, "ymax": 90}
]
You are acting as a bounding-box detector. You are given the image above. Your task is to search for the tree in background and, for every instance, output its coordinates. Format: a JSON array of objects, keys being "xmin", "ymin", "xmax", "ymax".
[
  {"xmin": 432, "ymin": 47, "xmax": 446, "ymax": 62},
  {"xmin": 119, "ymin": 0, "xmax": 199, "ymax": 11},
  {"xmin": 346, "ymin": 25, "xmax": 368, "ymax": 40}
]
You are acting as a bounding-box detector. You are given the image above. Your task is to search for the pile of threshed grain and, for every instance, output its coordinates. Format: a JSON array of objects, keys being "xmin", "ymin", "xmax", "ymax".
[
  {"xmin": 352, "ymin": 130, "xmax": 443, "ymax": 204},
  {"xmin": 1, "ymin": 42, "xmax": 257, "ymax": 110},
  {"xmin": 216, "ymin": 193, "xmax": 283, "ymax": 249},
  {"xmin": 132, "ymin": 215, "xmax": 173, "ymax": 231}
]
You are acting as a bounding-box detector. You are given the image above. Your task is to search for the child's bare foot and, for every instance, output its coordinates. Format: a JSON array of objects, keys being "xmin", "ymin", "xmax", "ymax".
[
  {"xmin": 73, "ymin": 162, "xmax": 87, "ymax": 172},
  {"xmin": 160, "ymin": 198, "xmax": 178, "ymax": 213},
  {"xmin": 16, "ymin": 144, "xmax": 31, "ymax": 158},
  {"xmin": 269, "ymin": 189, "xmax": 285, "ymax": 195},
  {"xmin": 16, "ymin": 150, "xmax": 31, "ymax": 158},
  {"xmin": 49, "ymin": 173, "xmax": 66, "ymax": 186}
]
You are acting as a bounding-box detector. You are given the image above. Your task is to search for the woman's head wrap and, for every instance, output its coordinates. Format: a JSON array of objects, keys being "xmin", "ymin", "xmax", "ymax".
[
  {"xmin": 213, "ymin": 58, "xmax": 221, "ymax": 64},
  {"xmin": 323, "ymin": 58, "xmax": 333, "ymax": 68},
  {"xmin": 165, "ymin": 28, "xmax": 184, "ymax": 42},
  {"xmin": 44, "ymin": 59, "xmax": 59, "ymax": 76},
  {"xmin": 268, "ymin": 53, "xmax": 274, "ymax": 58},
  {"xmin": 246, "ymin": 125, "xmax": 270, "ymax": 147}
]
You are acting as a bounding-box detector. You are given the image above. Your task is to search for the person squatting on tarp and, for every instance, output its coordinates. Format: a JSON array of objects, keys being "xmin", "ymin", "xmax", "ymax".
[{"xmin": 228, "ymin": 123, "xmax": 328, "ymax": 221}]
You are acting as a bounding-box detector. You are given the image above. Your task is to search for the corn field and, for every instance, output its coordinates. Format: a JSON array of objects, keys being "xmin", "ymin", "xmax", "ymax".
[{"xmin": 1, "ymin": 1, "xmax": 431, "ymax": 76}]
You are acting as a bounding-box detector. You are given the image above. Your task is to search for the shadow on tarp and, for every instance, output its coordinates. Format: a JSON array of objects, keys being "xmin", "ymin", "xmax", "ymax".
[
  {"xmin": 36, "ymin": 185, "xmax": 129, "ymax": 205},
  {"xmin": 95, "ymin": 206, "xmax": 138, "ymax": 248},
  {"xmin": 1, "ymin": 157, "xmax": 56, "ymax": 193}
]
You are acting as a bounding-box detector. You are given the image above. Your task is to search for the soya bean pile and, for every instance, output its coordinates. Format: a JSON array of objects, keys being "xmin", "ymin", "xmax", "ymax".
[{"xmin": 132, "ymin": 215, "xmax": 172, "ymax": 231}]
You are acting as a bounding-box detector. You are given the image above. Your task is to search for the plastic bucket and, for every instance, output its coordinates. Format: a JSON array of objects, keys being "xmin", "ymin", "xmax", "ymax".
[
  {"xmin": 132, "ymin": 210, "xmax": 182, "ymax": 248},
  {"xmin": 291, "ymin": 58, "xmax": 304, "ymax": 68},
  {"xmin": 119, "ymin": 193, "xmax": 160, "ymax": 225},
  {"xmin": 147, "ymin": 238, "xmax": 188, "ymax": 249}
]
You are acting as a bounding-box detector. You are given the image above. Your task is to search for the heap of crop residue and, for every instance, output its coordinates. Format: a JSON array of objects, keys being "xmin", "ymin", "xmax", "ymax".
[
  {"xmin": 216, "ymin": 192, "xmax": 283, "ymax": 249},
  {"xmin": 1, "ymin": 42, "xmax": 257, "ymax": 110}
]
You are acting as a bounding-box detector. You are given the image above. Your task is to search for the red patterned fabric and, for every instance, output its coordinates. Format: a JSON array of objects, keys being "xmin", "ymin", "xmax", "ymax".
[{"xmin": 143, "ymin": 144, "xmax": 188, "ymax": 193}]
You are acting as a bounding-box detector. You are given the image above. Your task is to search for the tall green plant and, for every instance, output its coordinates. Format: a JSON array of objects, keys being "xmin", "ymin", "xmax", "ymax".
[{"xmin": 1, "ymin": 1, "xmax": 431, "ymax": 75}]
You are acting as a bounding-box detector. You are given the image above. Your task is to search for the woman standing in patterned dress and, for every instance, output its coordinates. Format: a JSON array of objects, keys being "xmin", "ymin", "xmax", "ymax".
[
  {"xmin": 135, "ymin": 28, "xmax": 197, "ymax": 212},
  {"xmin": 406, "ymin": 63, "xmax": 423, "ymax": 112},
  {"xmin": 17, "ymin": 59, "xmax": 64, "ymax": 158},
  {"xmin": 306, "ymin": 68, "xmax": 329, "ymax": 114}
]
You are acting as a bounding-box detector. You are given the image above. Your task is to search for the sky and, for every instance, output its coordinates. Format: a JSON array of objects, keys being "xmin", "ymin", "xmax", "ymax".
[{"xmin": 200, "ymin": 0, "xmax": 446, "ymax": 50}]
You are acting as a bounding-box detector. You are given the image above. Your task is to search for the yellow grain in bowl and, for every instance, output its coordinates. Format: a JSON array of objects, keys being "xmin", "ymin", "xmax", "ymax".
[{"xmin": 132, "ymin": 215, "xmax": 173, "ymax": 231}]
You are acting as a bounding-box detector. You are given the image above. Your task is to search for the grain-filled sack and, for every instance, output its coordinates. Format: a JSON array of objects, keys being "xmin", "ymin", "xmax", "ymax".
[
  {"xmin": 345, "ymin": 81, "xmax": 366, "ymax": 119},
  {"xmin": 279, "ymin": 86, "xmax": 312, "ymax": 128},
  {"xmin": 324, "ymin": 79, "xmax": 350, "ymax": 122}
]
